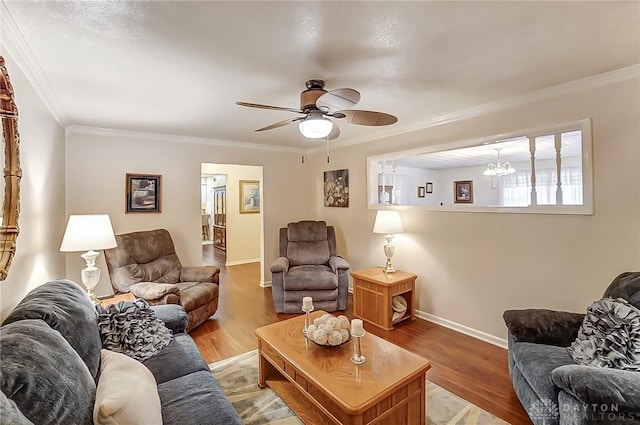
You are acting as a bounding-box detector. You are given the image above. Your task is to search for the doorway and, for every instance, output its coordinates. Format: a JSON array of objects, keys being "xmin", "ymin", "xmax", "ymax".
[{"xmin": 201, "ymin": 164, "xmax": 263, "ymax": 273}]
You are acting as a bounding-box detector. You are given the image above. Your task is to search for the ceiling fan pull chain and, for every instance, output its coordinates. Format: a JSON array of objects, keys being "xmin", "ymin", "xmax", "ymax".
[{"xmin": 326, "ymin": 136, "xmax": 330, "ymax": 163}]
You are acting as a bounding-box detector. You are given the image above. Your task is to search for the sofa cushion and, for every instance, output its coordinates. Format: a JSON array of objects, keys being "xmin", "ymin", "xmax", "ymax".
[
  {"xmin": 287, "ymin": 241, "xmax": 330, "ymax": 266},
  {"xmin": 142, "ymin": 334, "xmax": 210, "ymax": 385},
  {"xmin": 287, "ymin": 220, "xmax": 328, "ymax": 242},
  {"xmin": 511, "ymin": 341, "xmax": 576, "ymax": 403},
  {"xmin": 603, "ymin": 272, "xmax": 640, "ymax": 310},
  {"xmin": 96, "ymin": 299, "xmax": 173, "ymax": 362},
  {"xmin": 567, "ymin": 297, "xmax": 640, "ymax": 371},
  {"xmin": 1, "ymin": 279, "xmax": 102, "ymax": 380},
  {"xmin": 157, "ymin": 371, "xmax": 242, "ymax": 425},
  {"xmin": 283, "ymin": 265, "xmax": 337, "ymax": 290},
  {"xmin": 177, "ymin": 281, "xmax": 219, "ymax": 312},
  {"xmin": 0, "ymin": 319, "xmax": 95, "ymax": 425},
  {"xmin": 0, "ymin": 390, "xmax": 34, "ymax": 425},
  {"xmin": 94, "ymin": 349, "xmax": 162, "ymax": 425}
]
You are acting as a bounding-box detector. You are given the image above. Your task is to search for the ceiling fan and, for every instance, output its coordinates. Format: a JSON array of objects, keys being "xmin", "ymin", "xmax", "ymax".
[{"xmin": 236, "ymin": 79, "xmax": 397, "ymax": 140}]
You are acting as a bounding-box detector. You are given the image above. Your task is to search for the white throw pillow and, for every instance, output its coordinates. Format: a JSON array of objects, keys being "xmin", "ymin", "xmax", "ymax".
[{"xmin": 94, "ymin": 349, "xmax": 163, "ymax": 425}]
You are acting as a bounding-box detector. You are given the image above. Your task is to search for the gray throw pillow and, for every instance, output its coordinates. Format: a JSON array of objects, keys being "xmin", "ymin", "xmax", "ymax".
[
  {"xmin": 0, "ymin": 319, "xmax": 95, "ymax": 425},
  {"xmin": 96, "ymin": 299, "xmax": 173, "ymax": 361},
  {"xmin": 0, "ymin": 390, "xmax": 34, "ymax": 425},
  {"xmin": 568, "ymin": 297, "xmax": 640, "ymax": 371}
]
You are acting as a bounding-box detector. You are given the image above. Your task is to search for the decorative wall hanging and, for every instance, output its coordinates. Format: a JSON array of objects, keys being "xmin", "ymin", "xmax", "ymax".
[
  {"xmin": 454, "ymin": 180, "xmax": 473, "ymax": 204},
  {"xmin": 239, "ymin": 180, "xmax": 260, "ymax": 214},
  {"xmin": 324, "ymin": 169, "xmax": 349, "ymax": 207},
  {"xmin": 126, "ymin": 174, "xmax": 161, "ymax": 213},
  {"xmin": 417, "ymin": 186, "xmax": 425, "ymax": 198},
  {"xmin": 426, "ymin": 182, "xmax": 433, "ymax": 194}
]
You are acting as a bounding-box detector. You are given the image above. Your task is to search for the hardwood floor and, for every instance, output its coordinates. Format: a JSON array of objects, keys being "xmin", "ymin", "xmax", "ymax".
[{"xmin": 195, "ymin": 245, "xmax": 531, "ymax": 424}]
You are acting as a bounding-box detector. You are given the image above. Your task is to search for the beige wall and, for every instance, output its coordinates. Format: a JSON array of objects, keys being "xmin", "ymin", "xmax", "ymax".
[
  {"xmin": 201, "ymin": 163, "xmax": 261, "ymax": 265},
  {"xmin": 309, "ymin": 76, "xmax": 640, "ymax": 342},
  {"xmin": 64, "ymin": 129, "xmax": 314, "ymax": 296},
  {"xmin": 0, "ymin": 52, "xmax": 67, "ymax": 318}
]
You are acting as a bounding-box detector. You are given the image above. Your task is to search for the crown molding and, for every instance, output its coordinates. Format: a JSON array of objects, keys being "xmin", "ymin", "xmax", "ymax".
[
  {"xmin": 65, "ymin": 125, "xmax": 306, "ymax": 153},
  {"xmin": 310, "ymin": 63, "xmax": 640, "ymax": 154},
  {"xmin": 1, "ymin": 2, "xmax": 69, "ymax": 126}
]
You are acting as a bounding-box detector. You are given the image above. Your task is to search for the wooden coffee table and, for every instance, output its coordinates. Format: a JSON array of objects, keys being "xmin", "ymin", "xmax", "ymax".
[{"xmin": 255, "ymin": 311, "xmax": 431, "ymax": 425}]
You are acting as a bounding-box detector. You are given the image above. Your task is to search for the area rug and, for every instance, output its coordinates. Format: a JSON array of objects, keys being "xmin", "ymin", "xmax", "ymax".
[{"xmin": 210, "ymin": 350, "xmax": 509, "ymax": 425}]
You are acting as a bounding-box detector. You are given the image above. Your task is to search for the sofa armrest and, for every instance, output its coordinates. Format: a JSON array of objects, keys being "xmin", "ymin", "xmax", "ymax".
[
  {"xmin": 130, "ymin": 282, "xmax": 181, "ymax": 305},
  {"xmin": 180, "ymin": 265, "xmax": 220, "ymax": 283},
  {"xmin": 503, "ymin": 309, "xmax": 584, "ymax": 346},
  {"xmin": 551, "ymin": 365, "xmax": 640, "ymax": 410},
  {"xmin": 329, "ymin": 256, "xmax": 350, "ymax": 272},
  {"xmin": 150, "ymin": 304, "xmax": 189, "ymax": 334},
  {"xmin": 270, "ymin": 257, "xmax": 289, "ymax": 273}
]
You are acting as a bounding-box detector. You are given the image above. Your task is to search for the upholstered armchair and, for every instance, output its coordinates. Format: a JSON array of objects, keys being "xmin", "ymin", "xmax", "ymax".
[
  {"xmin": 104, "ymin": 228, "xmax": 220, "ymax": 332},
  {"xmin": 503, "ymin": 272, "xmax": 640, "ymax": 425},
  {"xmin": 270, "ymin": 220, "xmax": 350, "ymax": 314}
]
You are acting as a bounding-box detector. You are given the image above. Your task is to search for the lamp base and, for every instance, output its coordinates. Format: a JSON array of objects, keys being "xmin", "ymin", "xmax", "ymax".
[
  {"xmin": 80, "ymin": 250, "xmax": 101, "ymax": 305},
  {"xmin": 383, "ymin": 258, "xmax": 396, "ymax": 273}
]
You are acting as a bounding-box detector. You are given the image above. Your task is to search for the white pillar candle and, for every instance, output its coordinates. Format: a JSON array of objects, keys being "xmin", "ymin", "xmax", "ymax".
[
  {"xmin": 302, "ymin": 297, "xmax": 313, "ymax": 310},
  {"xmin": 351, "ymin": 319, "xmax": 364, "ymax": 336}
]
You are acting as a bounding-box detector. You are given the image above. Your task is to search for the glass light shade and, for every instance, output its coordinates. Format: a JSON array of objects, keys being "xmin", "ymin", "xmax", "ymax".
[
  {"xmin": 483, "ymin": 162, "xmax": 516, "ymax": 176},
  {"xmin": 373, "ymin": 210, "xmax": 404, "ymax": 234},
  {"xmin": 299, "ymin": 113, "xmax": 333, "ymax": 139},
  {"xmin": 60, "ymin": 214, "xmax": 117, "ymax": 252}
]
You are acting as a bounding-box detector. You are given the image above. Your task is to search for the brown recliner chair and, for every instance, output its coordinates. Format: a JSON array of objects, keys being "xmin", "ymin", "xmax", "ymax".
[{"xmin": 104, "ymin": 228, "xmax": 220, "ymax": 332}]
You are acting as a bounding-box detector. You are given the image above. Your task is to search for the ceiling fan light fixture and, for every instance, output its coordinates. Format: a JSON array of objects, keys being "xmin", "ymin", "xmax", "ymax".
[{"xmin": 299, "ymin": 112, "xmax": 332, "ymax": 139}]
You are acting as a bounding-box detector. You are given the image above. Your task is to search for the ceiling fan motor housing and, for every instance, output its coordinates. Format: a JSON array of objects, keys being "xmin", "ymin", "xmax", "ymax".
[{"xmin": 300, "ymin": 79, "xmax": 327, "ymax": 111}]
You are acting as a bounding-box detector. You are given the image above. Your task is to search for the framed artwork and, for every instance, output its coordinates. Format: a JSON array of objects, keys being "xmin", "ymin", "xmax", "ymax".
[
  {"xmin": 324, "ymin": 169, "xmax": 349, "ymax": 207},
  {"xmin": 126, "ymin": 173, "xmax": 161, "ymax": 213},
  {"xmin": 426, "ymin": 182, "xmax": 433, "ymax": 194},
  {"xmin": 417, "ymin": 186, "xmax": 425, "ymax": 198},
  {"xmin": 239, "ymin": 180, "xmax": 260, "ymax": 214},
  {"xmin": 454, "ymin": 180, "xmax": 473, "ymax": 204}
]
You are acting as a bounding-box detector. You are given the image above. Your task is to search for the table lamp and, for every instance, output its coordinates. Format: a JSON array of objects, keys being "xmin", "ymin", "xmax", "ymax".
[
  {"xmin": 60, "ymin": 214, "xmax": 117, "ymax": 303},
  {"xmin": 373, "ymin": 210, "xmax": 404, "ymax": 273}
]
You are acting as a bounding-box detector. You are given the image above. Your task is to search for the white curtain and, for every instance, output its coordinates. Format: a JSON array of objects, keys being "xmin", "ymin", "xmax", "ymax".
[{"xmin": 500, "ymin": 167, "xmax": 582, "ymax": 206}]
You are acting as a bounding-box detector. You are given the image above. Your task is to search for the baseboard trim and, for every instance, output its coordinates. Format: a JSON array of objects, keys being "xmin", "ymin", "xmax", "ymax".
[
  {"xmin": 416, "ymin": 310, "xmax": 507, "ymax": 349},
  {"xmin": 225, "ymin": 259, "xmax": 261, "ymax": 267},
  {"xmin": 259, "ymin": 280, "xmax": 272, "ymax": 288}
]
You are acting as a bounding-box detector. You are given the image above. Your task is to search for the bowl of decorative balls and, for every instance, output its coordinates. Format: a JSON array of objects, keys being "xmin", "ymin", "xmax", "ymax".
[{"xmin": 305, "ymin": 313, "xmax": 351, "ymax": 346}]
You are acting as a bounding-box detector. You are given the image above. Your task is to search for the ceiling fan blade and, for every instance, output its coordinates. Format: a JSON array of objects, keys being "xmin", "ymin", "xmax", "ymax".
[
  {"xmin": 316, "ymin": 88, "xmax": 361, "ymax": 113},
  {"xmin": 340, "ymin": 110, "xmax": 398, "ymax": 126},
  {"xmin": 255, "ymin": 117, "xmax": 304, "ymax": 132},
  {"xmin": 328, "ymin": 122, "xmax": 341, "ymax": 140},
  {"xmin": 236, "ymin": 101, "xmax": 303, "ymax": 114}
]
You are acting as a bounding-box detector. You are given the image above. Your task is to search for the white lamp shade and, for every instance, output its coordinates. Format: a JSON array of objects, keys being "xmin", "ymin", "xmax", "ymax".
[
  {"xmin": 373, "ymin": 210, "xmax": 404, "ymax": 234},
  {"xmin": 60, "ymin": 214, "xmax": 117, "ymax": 252},
  {"xmin": 299, "ymin": 113, "xmax": 333, "ymax": 139}
]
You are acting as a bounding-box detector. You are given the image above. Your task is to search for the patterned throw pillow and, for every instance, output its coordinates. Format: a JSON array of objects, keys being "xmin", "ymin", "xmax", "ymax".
[
  {"xmin": 568, "ymin": 297, "xmax": 640, "ymax": 371},
  {"xmin": 96, "ymin": 299, "xmax": 173, "ymax": 362}
]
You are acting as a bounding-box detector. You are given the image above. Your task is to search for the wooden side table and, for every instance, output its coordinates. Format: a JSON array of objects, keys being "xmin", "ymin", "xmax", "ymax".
[
  {"xmin": 98, "ymin": 292, "xmax": 135, "ymax": 308},
  {"xmin": 351, "ymin": 267, "xmax": 417, "ymax": 331}
]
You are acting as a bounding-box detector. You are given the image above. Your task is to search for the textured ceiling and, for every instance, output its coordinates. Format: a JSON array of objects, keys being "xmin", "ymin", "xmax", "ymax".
[{"xmin": 2, "ymin": 1, "xmax": 639, "ymax": 149}]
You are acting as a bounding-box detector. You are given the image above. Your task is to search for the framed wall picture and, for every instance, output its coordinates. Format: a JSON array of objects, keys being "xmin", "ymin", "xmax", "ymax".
[
  {"xmin": 324, "ymin": 169, "xmax": 349, "ymax": 207},
  {"xmin": 126, "ymin": 173, "xmax": 161, "ymax": 213},
  {"xmin": 454, "ymin": 180, "xmax": 473, "ymax": 204},
  {"xmin": 239, "ymin": 180, "xmax": 260, "ymax": 214},
  {"xmin": 417, "ymin": 186, "xmax": 425, "ymax": 198},
  {"xmin": 426, "ymin": 182, "xmax": 433, "ymax": 194}
]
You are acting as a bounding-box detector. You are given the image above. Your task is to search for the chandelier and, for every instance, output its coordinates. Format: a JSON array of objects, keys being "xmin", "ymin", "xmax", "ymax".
[{"xmin": 483, "ymin": 148, "xmax": 516, "ymax": 177}]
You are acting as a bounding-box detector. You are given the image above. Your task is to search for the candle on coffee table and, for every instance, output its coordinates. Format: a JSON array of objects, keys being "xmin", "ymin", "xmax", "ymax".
[
  {"xmin": 302, "ymin": 297, "xmax": 313, "ymax": 310},
  {"xmin": 351, "ymin": 319, "xmax": 364, "ymax": 336}
]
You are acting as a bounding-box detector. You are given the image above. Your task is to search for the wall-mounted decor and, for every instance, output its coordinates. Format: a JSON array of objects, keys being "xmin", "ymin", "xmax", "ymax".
[
  {"xmin": 239, "ymin": 180, "xmax": 260, "ymax": 214},
  {"xmin": 426, "ymin": 182, "xmax": 433, "ymax": 194},
  {"xmin": 324, "ymin": 169, "xmax": 349, "ymax": 207},
  {"xmin": 126, "ymin": 173, "xmax": 161, "ymax": 213},
  {"xmin": 417, "ymin": 186, "xmax": 425, "ymax": 198},
  {"xmin": 454, "ymin": 180, "xmax": 473, "ymax": 204}
]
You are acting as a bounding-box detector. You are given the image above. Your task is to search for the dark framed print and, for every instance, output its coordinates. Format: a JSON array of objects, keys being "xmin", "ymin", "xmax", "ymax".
[
  {"xmin": 239, "ymin": 180, "xmax": 260, "ymax": 214},
  {"xmin": 324, "ymin": 169, "xmax": 349, "ymax": 207},
  {"xmin": 426, "ymin": 182, "xmax": 433, "ymax": 194},
  {"xmin": 126, "ymin": 173, "xmax": 161, "ymax": 213},
  {"xmin": 417, "ymin": 186, "xmax": 425, "ymax": 198},
  {"xmin": 454, "ymin": 180, "xmax": 473, "ymax": 204}
]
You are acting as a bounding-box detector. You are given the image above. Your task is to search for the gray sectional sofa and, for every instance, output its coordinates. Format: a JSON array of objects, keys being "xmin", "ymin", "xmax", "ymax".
[
  {"xmin": 0, "ymin": 279, "xmax": 242, "ymax": 425},
  {"xmin": 503, "ymin": 272, "xmax": 640, "ymax": 425}
]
